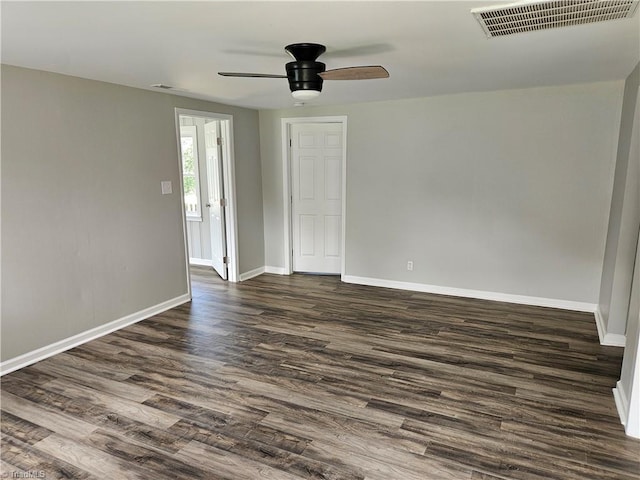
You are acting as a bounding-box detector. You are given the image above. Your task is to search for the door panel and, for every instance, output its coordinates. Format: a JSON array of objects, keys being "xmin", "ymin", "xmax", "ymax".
[
  {"xmin": 299, "ymin": 215, "xmax": 316, "ymax": 256},
  {"xmin": 291, "ymin": 123, "xmax": 343, "ymax": 274},
  {"xmin": 324, "ymin": 215, "xmax": 341, "ymax": 258},
  {"xmin": 204, "ymin": 120, "xmax": 227, "ymax": 280},
  {"xmin": 325, "ymin": 157, "xmax": 342, "ymax": 200},
  {"xmin": 299, "ymin": 156, "xmax": 316, "ymax": 199}
]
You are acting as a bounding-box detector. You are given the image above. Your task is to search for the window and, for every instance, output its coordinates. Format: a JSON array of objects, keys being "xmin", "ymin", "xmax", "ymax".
[{"xmin": 180, "ymin": 126, "xmax": 201, "ymax": 220}]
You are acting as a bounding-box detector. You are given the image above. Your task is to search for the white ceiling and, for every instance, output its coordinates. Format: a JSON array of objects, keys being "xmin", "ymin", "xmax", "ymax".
[{"xmin": 2, "ymin": 1, "xmax": 639, "ymax": 110}]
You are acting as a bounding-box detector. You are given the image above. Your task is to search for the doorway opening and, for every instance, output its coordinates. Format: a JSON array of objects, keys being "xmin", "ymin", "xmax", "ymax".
[
  {"xmin": 175, "ymin": 108, "xmax": 239, "ymax": 285},
  {"xmin": 281, "ymin": 116, "xmax": 347, "ymax": 278}
]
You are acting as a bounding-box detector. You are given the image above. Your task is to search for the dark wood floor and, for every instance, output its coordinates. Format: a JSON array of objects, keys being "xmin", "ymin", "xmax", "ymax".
[{"xmin": 2, "ymin": 267, "xmax": 639, "ymax": 479}]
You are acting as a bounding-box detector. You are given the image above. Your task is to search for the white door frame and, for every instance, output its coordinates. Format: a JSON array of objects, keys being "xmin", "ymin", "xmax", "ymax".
[
  {"xmin": 281, "ymin": 116, "xmax": 347, "ymax": 278},
  {"xmin": 175, "ymin": 108, "xmax": 239, "ymax": 286}
]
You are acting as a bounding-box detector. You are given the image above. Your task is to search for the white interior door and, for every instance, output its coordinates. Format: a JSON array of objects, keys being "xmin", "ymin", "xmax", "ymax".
[
  {"xmin": 291, "ymin": 123, "xmax": 343, "ymax": 274},
  {"xmin": 204, "ymin": 120, "xmax": 227, "ymax": 280}
]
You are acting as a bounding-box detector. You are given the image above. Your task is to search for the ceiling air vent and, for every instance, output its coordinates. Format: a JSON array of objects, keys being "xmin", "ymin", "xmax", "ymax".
[{"xmin": 472, "ymin": 0, "xmax": 640, "ymax": 37}]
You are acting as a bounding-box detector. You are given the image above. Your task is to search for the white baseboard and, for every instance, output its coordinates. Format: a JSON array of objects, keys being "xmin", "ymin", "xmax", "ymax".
[
  {"xmin": 613, "ymin": 381, "xmax": 628, "ymax": 428},
  {"xmin": 594, "ymin": 306, "xmax": 627, "ymax": 347},
  {"xmin": 189, "ymin": 258, "xmax": 213, "ymax": 267},
  {"xmin": 239, "ymin": 266, "xmax": 265, "ymax": 281},
  {"xmin": 0, "ymin": 293, "xmax": 191, "ymax": 376},
  {"xmin": 342, "ymin": 275, "xmax": 598, "ymax": 313},
  {"xmin": 265, "ymin": 266, "xmax": 287, "ymax": 275},
  {"xmin": 239, "ymin": 265, "xmax": 289, "ymax": 280}
]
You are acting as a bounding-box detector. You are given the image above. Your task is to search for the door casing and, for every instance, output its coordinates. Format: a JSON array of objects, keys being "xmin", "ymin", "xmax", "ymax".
[
  {"xmin": 281, "ymin": 116, "xmax": 347, "ymax": 278},
  {"xmin": 175, "ymin": 108, "xmax": 239, "ymax": 290}
]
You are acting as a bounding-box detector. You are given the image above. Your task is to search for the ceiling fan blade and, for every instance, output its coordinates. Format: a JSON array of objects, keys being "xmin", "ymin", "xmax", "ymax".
[
  {"xmin": 325, "ymin": 44, "xmax": 394, "ymax": 59},
  {"xmin": 319, "ymin": 66, "xmax": 389, "ymax": 81},
  {"xmin": 218, "ymin": 72, "xmax": 287, "ymax": 78}
]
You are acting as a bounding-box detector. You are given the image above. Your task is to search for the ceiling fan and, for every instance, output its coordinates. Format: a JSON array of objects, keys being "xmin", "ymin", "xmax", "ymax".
[{"xmin": 218, "ymin": 43, "xmax": 389, "ymax": 101}]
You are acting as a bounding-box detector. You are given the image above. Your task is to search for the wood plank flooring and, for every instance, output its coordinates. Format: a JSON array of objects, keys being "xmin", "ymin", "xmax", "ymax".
[{"xmin": 2, "ymin": 267, "xmax": 639, "ymax": 479}]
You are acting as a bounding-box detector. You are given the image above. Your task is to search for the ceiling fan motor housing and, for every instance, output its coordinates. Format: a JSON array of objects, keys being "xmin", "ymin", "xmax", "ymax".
[
  {"xmin": 285, "ymin": 43, "xmax": 327, "ymax": 93},
  {"xmin": 286, "ymin": 60, "xmax": 325, "ymax": 93}
]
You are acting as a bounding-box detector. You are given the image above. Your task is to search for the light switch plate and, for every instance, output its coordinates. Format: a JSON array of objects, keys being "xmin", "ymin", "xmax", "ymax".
[{"xmin": 161, "ymin": 181, "xmax": 172, "ymax": 195}]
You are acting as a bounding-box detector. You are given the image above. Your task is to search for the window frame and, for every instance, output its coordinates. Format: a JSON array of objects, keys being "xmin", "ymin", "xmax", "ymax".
[{"xmin": 180, "ymin": 125, "xmax": 202, "ymax": 221}]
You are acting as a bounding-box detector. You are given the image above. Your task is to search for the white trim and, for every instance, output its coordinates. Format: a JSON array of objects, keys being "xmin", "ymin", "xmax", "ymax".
[
  {"xmin": 265, "ymin": 266, "xmax": 287, "ymax": 275},
  {"xmin": 281, "ymin": 116, "xmax": 348, "ymax": 277},
  {"xmin": 0, "ymin": 293, "xmax": 191, "ymax": 376},
  {"xmin": 281, "ymin": 119, "xmax": 291, "ymax": 274},
  {"xmin": 342, "ymin": 275, "xmax": 598, "ymax": 312},
  {"xmin": 180, "ymin": 125, "xmax": 203, "ymax": 220},
  {"xmin": 613, "ymin": 381, "xmax": 629, "ymax": 428},
  {"xmin": 340, "ymin": 121, "xmax": 348, "ymax": 281},
  {"xmin": 239, "ymin": 266, "xmax": 265, "ymax": 281},
  {"xmin": 594, "ymin": 306, "xmax": 606, "ymax": 343},
  {"xmin": 595, "ymin": 306, "xmax": 627, "ymax": 346},
  {"xmin": 174, "ymin": 113, "xmax": 192, "ymax": 299},
  {"xmin": 239, "ymin": 266, "xmax": 288, "ymax": 276},
  {"xmin": 175, "ymin": 108, "xmax": 240, "ymax": 284},
  {"xmin": 626, "ymin": 336, "xmax": 640, "ymax": 438},
  {"xmin": 189, "ymin": 258, "xmax": 213, "ymax": 267}
]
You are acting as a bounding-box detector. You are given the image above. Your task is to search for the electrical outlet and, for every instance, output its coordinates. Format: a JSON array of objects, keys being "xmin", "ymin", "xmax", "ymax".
[{"xmin": 407, "ymin": 261, "xmax": 413, "ymax": 271}]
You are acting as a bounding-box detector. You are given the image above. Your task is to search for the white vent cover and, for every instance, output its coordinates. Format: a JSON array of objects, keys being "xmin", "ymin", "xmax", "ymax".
[{"xmin": 472, "ymin": 0, "xmax": 640, "ymax": 37}]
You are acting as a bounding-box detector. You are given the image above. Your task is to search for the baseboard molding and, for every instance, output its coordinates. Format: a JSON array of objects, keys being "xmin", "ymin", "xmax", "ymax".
[
  {"xmin": 189, "ymin": 258, "xmax": 213, "ymax": 267},
  {"xmin": 0, "ymin": 293, "xmax": 191, "ymax": 376},
  {"xmin": 265, "ymin": 266, "xmax": 287, "ymax": 275},
  {"xmin": 239, "ymin": 266, "xmax": 265, "ymax": 281},
  {"xmin": 594, "ymin": 307, "xmax": 627, "ymax": 347},
  {"xmin": 613, "ymin": 381, "xmax": 628, "ymax": 428},
  {"xmin": 342, "ymin": 275, "xmax": 598, "ymax": 313}
]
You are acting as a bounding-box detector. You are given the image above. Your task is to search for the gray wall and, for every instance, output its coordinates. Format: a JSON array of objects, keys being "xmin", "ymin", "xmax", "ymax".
[
  {"xmin": 1, "ymin": 65, "xmax": 264, "ymax": 361},
  {"xmin": 599, "ymin": 63, "xmax": 640, "ymax": 337},
  {"xmin": 260, "ymin": 81, "xmax": 622, "ymax": 304}
]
